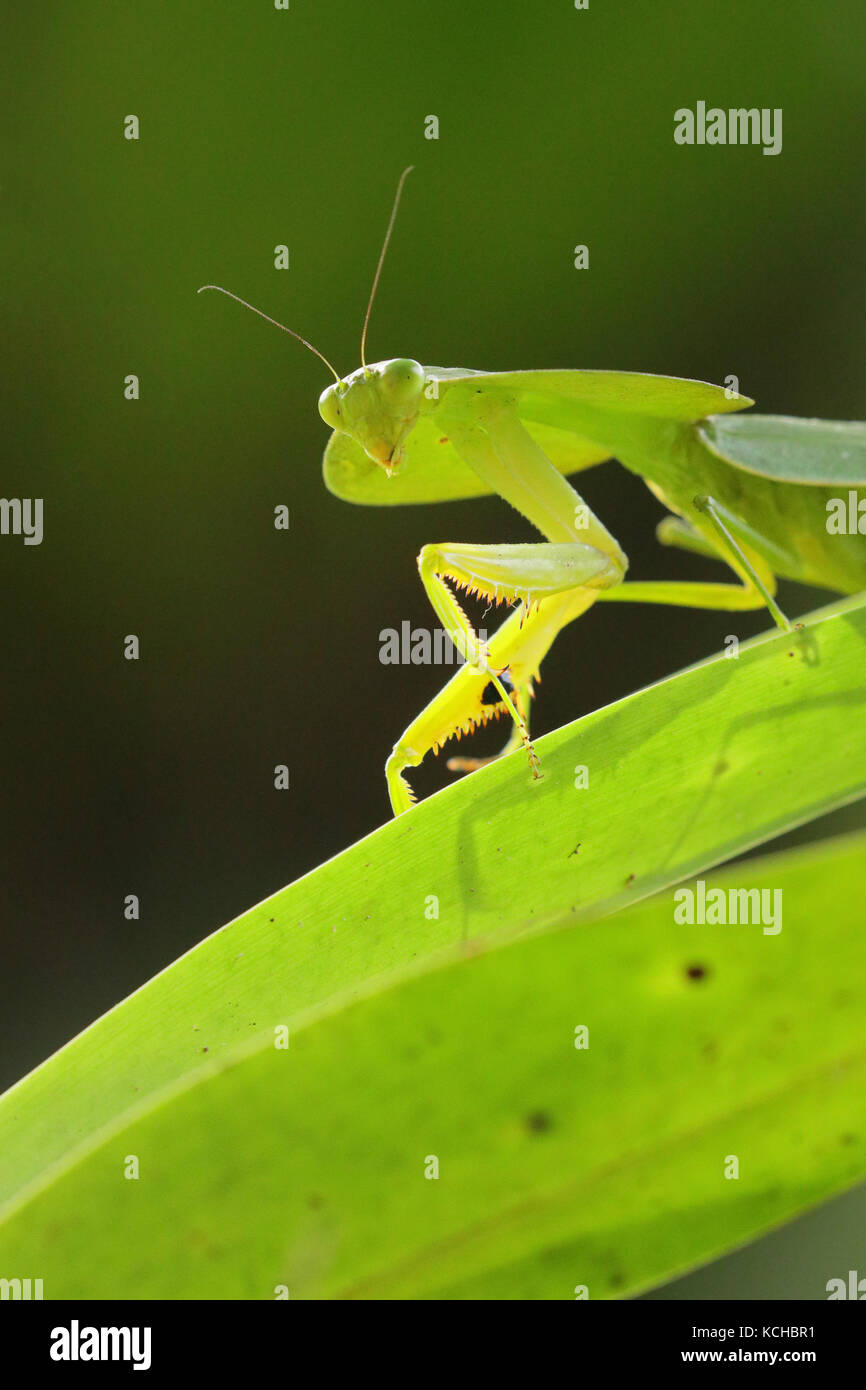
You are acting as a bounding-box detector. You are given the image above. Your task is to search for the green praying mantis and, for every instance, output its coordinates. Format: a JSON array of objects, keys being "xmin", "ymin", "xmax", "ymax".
[{"xmin": 200, "ymin": 168, "xmax": 866, "ymax": 817}]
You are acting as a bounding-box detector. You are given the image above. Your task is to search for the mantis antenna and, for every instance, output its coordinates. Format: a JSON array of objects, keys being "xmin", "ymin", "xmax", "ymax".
[
  {"xmin": 197, "ymin": 285, "xmax": 341, "ymax": 382},
  {"xmin": 359, "ymin": 165, "xmax": 414, "ymax": 368}
]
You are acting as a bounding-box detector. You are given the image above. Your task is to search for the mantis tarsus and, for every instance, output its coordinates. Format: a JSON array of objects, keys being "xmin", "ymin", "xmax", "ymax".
[{"xmin": 200, "ymin": 168, "xmax": 866, "ymax": 817}]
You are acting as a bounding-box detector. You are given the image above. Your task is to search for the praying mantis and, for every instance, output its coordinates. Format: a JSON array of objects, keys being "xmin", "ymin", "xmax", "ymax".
[{"xmin": 200, "ymin": 168, "xmax": 866, "ymax": 816}]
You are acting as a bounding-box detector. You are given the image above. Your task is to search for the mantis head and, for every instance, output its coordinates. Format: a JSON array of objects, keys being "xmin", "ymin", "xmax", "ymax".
[{"xmin": 318, "ymin": 359, "xmax": 426, "ymax": 473}]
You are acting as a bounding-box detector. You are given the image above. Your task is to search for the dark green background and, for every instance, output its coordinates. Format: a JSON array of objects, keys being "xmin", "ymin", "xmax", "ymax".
[{"xmin": 2, "ymin": 0, "xmax": 864, "ymax": 1298}]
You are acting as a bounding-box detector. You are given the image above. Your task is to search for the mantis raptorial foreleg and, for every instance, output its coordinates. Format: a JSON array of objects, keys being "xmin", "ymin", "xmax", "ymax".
[
  {"xmin": 386, "ymin": 549, "xmax": 624, "ymax": 813},
  {"xmin": 392, "ymin": 539, "xmax": 624, "ymax": 804},
  {"xmin": 447, "ymin": 678, "xmax": 534, "ymax": 774},
  {"xmin": 383, "ymin": 404, "xmax": 632, "ymax": 813}
]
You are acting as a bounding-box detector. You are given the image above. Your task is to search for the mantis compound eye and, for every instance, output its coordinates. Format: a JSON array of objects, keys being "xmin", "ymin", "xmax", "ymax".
[
  {"xmin": 379, "ymin": 358, "xmax": 425, "ymax": 404},
  {"xmin": 318, "ymin": 384, "xmax": 344, "ymax": 431}
]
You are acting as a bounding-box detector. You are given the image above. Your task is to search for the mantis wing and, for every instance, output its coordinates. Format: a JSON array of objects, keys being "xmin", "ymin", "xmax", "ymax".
[
  {"xmin": 698, "ymin": 414, "xmax": 866, "ymax": 486},
  {"xmin": 323, "ymin": 367, "xmax": 750, "ymax": 506}
]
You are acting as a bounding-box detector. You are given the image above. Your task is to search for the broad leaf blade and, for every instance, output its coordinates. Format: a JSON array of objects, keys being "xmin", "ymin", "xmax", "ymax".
[
  {"xmin": 0, "ymin": 832, "xmax": 865, "ymax": 1298},
  {"xmin": 0, "ymin": 593, "xmax": 864, "ymax": 1227}
]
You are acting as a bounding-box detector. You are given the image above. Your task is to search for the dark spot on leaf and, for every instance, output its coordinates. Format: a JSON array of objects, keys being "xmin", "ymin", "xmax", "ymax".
[
  {"xmin": 714, "ymin": 759, "xmax": 729, "ymax": 776},
  {"xmin": 525, "ymin": 1110, "xmax": 553, "ymax": 1134},
  {"xmin": 609, "ymin": 1271, "xmax": 625, "ymax": 1289},
  {"xmin": 841, "ymin": 1133, "xmax": 856, "ymax": 1146},
  {"xmin": 685, "ymin": 963, "xmax": 708, "ymax": 982},
  {"xmin": 439, "ymin": 436, "xmax": 449, "ymax": 443},
  {"xmin": 624, "ymin": 873, "xmax": 636, "ymax": 886},
  {"xmin": 307, "ymin": 1193, "xmax": 324, "ymax": 1209}
]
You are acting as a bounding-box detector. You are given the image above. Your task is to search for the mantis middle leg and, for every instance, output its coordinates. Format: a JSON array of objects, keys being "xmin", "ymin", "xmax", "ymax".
[{"xmin": 595, "ymin": 495, "xmax": 792, "ymax": 631}]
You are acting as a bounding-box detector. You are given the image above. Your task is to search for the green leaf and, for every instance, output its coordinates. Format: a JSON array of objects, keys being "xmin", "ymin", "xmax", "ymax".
[
  {"xmin": 0, "ymin": 592, "xmax": 864, "ymax": 1297},
  {"xmin": 1, "ymin": 831, "xmax": 865, "ymax": 1299},
  {"xmin": 698, "ymin": 413, "xmax": 866, "ymax": 485}
]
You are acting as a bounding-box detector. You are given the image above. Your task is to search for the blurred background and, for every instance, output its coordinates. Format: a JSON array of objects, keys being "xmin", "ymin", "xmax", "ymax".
[{"xmin": 2, "ymin": 0, "xmax": 864, "ymax": 1297}]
